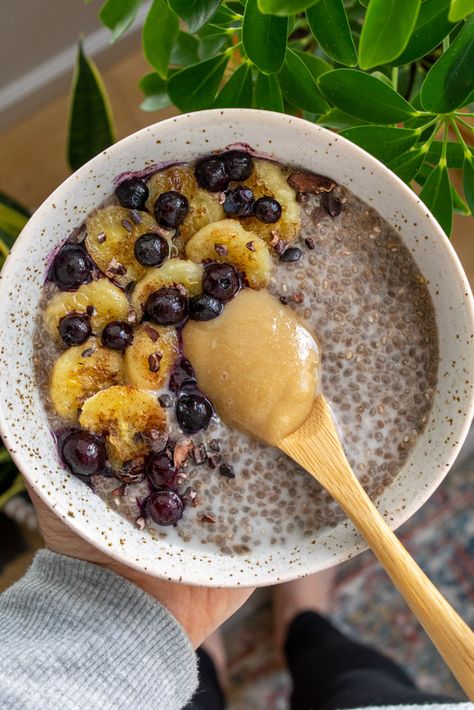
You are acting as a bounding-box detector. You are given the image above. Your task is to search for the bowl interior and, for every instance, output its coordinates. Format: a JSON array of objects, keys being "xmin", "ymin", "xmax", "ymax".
[{"xmin": 0, "ymin": 109, "xmax": 473, "ymax": 587}]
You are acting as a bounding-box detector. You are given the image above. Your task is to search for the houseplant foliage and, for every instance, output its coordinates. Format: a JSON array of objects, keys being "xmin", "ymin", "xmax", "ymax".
[{"xmin": 71, "ymin": 0, "xmax": 474, "ymax": 237}]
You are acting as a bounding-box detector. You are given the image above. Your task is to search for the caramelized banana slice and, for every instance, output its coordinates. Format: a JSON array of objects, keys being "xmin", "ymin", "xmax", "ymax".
[
  {"xmin": 86, "ymin": 206, "xmax": 167, "ymax": 286},
  {"xmin": 43, "ymin": 278, "xmax": 130, "ymax": 341},
  {"xmin": 185, "ymin": 219, "xmax": 272, "ymax": 289},
  {"xmin": 49, "ymin": 338, "xmax": 125, "ymax": 421},
  {"xmin": 146, "ymin": 165, "xmax": 224, "ymax": 243},
  {"xmin": 124, "ymin": 324, "xmax": 179, "ymax": 390},
  {"xmin": 132, "ymin": 259, "xmax": 203, "ymax": 319},
  {"xmin": 79, "ymin": 385, "xmax": 166, "ymax": 465},
  {"xmin": 239, "ymin": 159, "xmax": 300, "ymax": 243}
]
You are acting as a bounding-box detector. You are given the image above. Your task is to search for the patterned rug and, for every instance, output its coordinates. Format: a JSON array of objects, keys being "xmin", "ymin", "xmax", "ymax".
[{"xmin": 222, "ymin": 451, "xmax": 474, "ymax": 708}]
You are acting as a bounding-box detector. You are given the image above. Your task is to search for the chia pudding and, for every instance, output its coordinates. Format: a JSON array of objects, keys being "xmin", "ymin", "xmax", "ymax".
[{"xmin": 34, "ymin": 150, "xmax": 438, "ymax": 554}]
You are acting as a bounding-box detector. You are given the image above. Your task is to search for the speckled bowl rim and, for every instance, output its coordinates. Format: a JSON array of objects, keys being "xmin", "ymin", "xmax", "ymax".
[{"xmin": 0, "ymin": 109, "xmax": 473, "ymax": 588}]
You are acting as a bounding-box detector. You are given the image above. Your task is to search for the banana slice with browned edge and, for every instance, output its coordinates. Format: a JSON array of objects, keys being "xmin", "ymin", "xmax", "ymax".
[
  {"xmin": 43, "ymin": 278, "xmax": 130, "ymax": 341},
  {"xmin": 49, "ymin": 338, "xmax": 125, "ymax": 421},
  {"xmin": 239, "ymin": 159, "xmax": 300, "ymax": 243},
  {"xmin": 185, "ymin": 219, "xmax": 272, "ymax": 289},
  {"xmin": 132, "ymin": 258, "xmax": 204, "ymax": 319},
  {"xmin": 124, "ymin": 323, "xmax": 179, "ymax": 390},
  {"xmin": 79, "ymin": 385, "xmax": 166, "ymax": 466},
  {"xmin": 146, "ymin": 165, "xmax": 224, "ymax": 244},
  {"xmin": 86, "ymin": 206, "xmax": 168, "ymax": 286}
]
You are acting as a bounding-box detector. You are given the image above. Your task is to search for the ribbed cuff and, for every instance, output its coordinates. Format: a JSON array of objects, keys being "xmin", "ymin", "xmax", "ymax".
[{"xmin": 0, "ymin": 550, "xmax": 198, "ymax": 709}]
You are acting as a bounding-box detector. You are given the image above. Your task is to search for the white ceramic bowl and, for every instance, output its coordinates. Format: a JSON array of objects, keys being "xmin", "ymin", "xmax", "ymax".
[{"xmin": 0, "ymin": 109, "xmax": 473, "ymax": 587}]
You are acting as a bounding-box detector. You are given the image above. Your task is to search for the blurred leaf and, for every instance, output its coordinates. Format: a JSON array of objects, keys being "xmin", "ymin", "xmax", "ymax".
[
  {"xmin": 449, "ymin": 0, "xmax": 474, "ymax": 20},
  {"xmin": 463, "ymin": 155, "xmax": 474, "ymax": 214},
  {"xmin": 394, "ymin": 0, "xmax": 458, "ymax": 66},
  {"xmin": 279, "ymin": 48, "xmax": 329, "ymax": 113},
  {"xmin": 359, "ymin": 0, "xmax": 421, "ymax": 69},
  {"xmin": 340, "ymin": 126, "xmax": 420, "ymax": 162},
  {"xmin": 143, "ymin": 0, "xmax": 179, "ymax": 79},
  {"xmin": 425, "ymin": 140, "xmax": 466, "ymax": 167},
  {"xmin": 214, "ymin": 63, "xmax": 253, "ymax": 107},
  {"xmin": 451, "ymin": 182, "xmax": 470, "ymax": 214},
  {"xmin": 242, "ymin": 0, "xmax": 288, "ymax": 74},
  {"xmin": 387, "ymin": 148, "xmax": 426, "ymax": 182},
  {"xmin": 0, "ymin": 202, "xmax": 29, "ymax": 245},
  {"xmin": 420, "ymin": 15, "xmax": 474, "ymax": 112},
  {"xmin": 168, "ymin": 0, "xmax": 222, "ymax": 32},
  {"xmin": 254, "ymin": 71, "xmax": 284, "ymax": 111},
  {"xmin": 306, "ymin": 0, "xmax": 358, "ymax": 66},
  {"xmin": 0, "ymin": 192, "xmax": 30, "ymax": 220},
  {"xmin": 168, "ymin": 53, "xmax": 228, "ymax": 111},
  {"xmin": 318, "ymin": 70, "xmax": 417, "ymax": 123},
  {"xmin": 99, "ymin": 0, "xmax": 143, "ymax": 42},
  {"xmin": 419, "ymin": 162, "xmax": 453, "ymax": 234},
  {"xmin": 318, "ymin": 108, "xmax": 369, "ymax": 130},
  {"xmin": 258, "ymin": 0, "xmax": 320, "ymax": 15},
  {"xmin": 67, "ymin": 43, "xmax": 116, "ymax": 172},
  {"xmin": 170, "ymin": 31, "xmax": 200, "ymax": 66},
  {"xmin": 139, "ymin": 72, "xmax": 171, "ymax": 111},
  {"xmin": 293, "ymin": 49, "xmax": 331, "ymax": 80}
]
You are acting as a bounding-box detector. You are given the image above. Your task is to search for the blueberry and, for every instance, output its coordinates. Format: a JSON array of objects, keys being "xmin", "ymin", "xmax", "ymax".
[
  {"xmin": 223, "ymin": 187, "xmax": 254, "ymax": 217},
  {"xmin": 146, "ymin": 452, "xmax": 177, "ymax": 490},
  {"xmin": 203, "ymin": 263, "xmax": 240, "ymax": 303},
  {"xmin": 154, "ymin": 191, "xmax": 189, "ymax": 228},
  {"xmin": 253, "ymin": 196, "xmax": 282, "ymax": 223},
  {"xmin": 189, "ymin": 294, "xmax": 224, "ymax": 321},
  {"xmin": 115, "ymin": 177, "xmax": 149, "ymax": 210},
  {"xmin": 195, "ymin": 158, "xmax": 229, "ymax": 192},
  {"xmin": 145, "ymin": 287, "xmax": 189, "ymax": 326},
  {"xmin": 169, "ymin": 357, "xmax": 197, "ymax": 392},
  {"xmin": 61, "ymin": 430, "xmax": 106, "ymax": 477},
  {"xmin": 134, "ymin": 233, "xmax": 169, "ymax": 267},
  {"xmin": 176, "ymin": 393, "xmax": 213, "ymax": 433},
  {"xmin": 222, "ymin": 150, "xmax": 253, "ymax": 181},
  {"xmin": 280, "ymin": 247, "xmax": 303, "ymax": 262},
  {"xmin": 58, "ymin": 313, "xmax": 91, "ymax": 346},
  {"xmin": 51, "ymin": 244, "xmax": 93, "ymax": 290},
  {"xmin": 146, "ymin": 490, "xmax": 184, "ymax": 526},
  {"xmin": 101, "ymin": 320, "xmax": 134, "ymax": 350}
]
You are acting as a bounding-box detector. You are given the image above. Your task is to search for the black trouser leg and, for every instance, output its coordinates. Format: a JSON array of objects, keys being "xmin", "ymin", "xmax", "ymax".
[
  {"xmin": 284, "ymin": 611, "xmax": 454, "ymax": 710},
  {"xmin": 184, "ymin": 648, "xmax": 226, "ymax": 710}
]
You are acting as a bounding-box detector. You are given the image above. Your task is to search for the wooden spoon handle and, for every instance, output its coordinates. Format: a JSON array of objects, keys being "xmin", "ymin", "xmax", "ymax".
[{"xmin": 281, "ymin": 397, "xmax": 474, "ymax": 699}]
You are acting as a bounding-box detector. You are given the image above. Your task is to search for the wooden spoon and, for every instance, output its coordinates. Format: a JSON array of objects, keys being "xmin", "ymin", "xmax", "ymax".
[{"xmin": 280, "ymin": 395, "xmax": 474, "ymax": 700}]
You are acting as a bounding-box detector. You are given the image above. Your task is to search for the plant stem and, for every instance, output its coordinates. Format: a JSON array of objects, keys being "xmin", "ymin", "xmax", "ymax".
[
  {"xmin": 416, "ymin": 116, "xmax": 439, "ymax": 133},
  {"xmin": 0, "ymin": 474, "xmax": 25, "ymax": 511},
  {"xmin": 391, "ymin": 66, "xmax": 398, "ymax": 91},
  {"xmin": 443, "ymin": 36, "xmax": 450, "ymax": 52},
  {"xmin": 451, "ymin": 119, "xmax": 473, "ymax": 158},
  {"xmin": 456, "ymin": 117, "xmax": 474, "ymax": 133},
  {"xmin": 419, "ymin": 119, "xmax": 441, "ymax": 155},
  {"xmin": 440, "ymin": 122, "xmax": 448, "ymax": 166}
]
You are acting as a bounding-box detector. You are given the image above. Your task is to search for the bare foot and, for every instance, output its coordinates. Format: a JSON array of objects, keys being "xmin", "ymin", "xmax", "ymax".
[
  {"xmin": 201, "ymin": 628, "xmax": 229, "ymax": 692},
  {"xmin": 273, "ymin": 566, "xmax": 337, "ymax": 663}
]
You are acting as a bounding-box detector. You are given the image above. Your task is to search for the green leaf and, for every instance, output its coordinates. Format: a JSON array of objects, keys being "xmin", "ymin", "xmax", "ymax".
[
  {"xmin": 451, "ymin": 182, "xmax": 470, "ymax": 214},
  {"xmin": 463, "ymin": 155, "xmax": 474, "ymax": 214},
  {"xmin": 425, "ymin": 140, "xmax": 466, "ymax": 168},
  {"xmin": 0, "ymin": 201, "xmax": 29, "ymax": 253},
  {"xmin": 0, "ymin": 192, "xmax": 30, "ymax": 220},
  {"xmin": 99, "ymin": 0, "xmax": 143, "ymax": 42},
  {"xmin": 292, "ymin": 49, "xmax": 331, "ymax": 81},
  {"xmin": 167, "ymin": 53, "xmax": 229, "ymax": 111},
  {"xmin": 420, "ymin": 16, "xmax": 474, "ymax": 112},
  {"xmin": 340, "ymin": 126, "xmax": 420, "ymax": 162},
  {"xmin": 318, "ymin": 108, "xmax": 368, "ymax": 130},
  {"xmin": 306, "ymin": 0, "xmax": 358, "ymax": 67},
  {"xmin": 394, "ymin": 0, "xmax": 458, "ymax": 66},
  {"xmin": 197, "ymin": 25, "xmax": 231, "ymax": 60},
  {"xmin": 242, "ymin": 0, "xmax": 288, "ymax": 74},
  {"xmin": 139, "ymin": 72, "xmax": 171, "ymax": 111},
  {"xmin": 170, "ymin": 32, "xmax": 200, "ymax": 66},
  {"xmin": 449, "ymin": 0, "xmax": 474, "ymax": 21},
  {"xmin": 168, "ymin": 0, "xmax": 222, "ymax": 32},
  {"xmin": 419, "ymin": 163, "xmax": 453, "ymax": 234},
  {"xmin": 278, "ymin": 48, "xmax": 329, "ymax": 114},
  {"xmin": 387, "ymin": 149, "xmax": 426, "ymax": 182},
  {"xmin": 258, "ymin": 0, "xmax": 320, "ymax": 14},
  {"xmin": 214, "ymin": 63, "xmax": 253, "ymax": 107},
  {"xmin": 254, "ymin": 71, "xmax": 284, "ymax": 111},
  {"xmin": 254, "ymin": 69, "xmax": 284, "ymax": 113},
  {"xmin": 143, "ymin": 0, "xmax": 179, "ymax": 79},
  {"xmin": 359, "ymin": 0, "xmax": 421, "ymax": 69},
  {"xmin": 318, "ymin": 70, "xmax": 417, "ymax": 123},
  {"xmin": 67, "ymin": 43, "xmax": 116, "ymax": 172}
]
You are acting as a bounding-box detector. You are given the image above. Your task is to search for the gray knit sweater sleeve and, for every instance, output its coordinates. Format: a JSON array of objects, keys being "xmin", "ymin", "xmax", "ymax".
[{"xmin": 0, "ymin": 550, "xmax": 198, "ymax": 709}]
